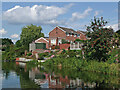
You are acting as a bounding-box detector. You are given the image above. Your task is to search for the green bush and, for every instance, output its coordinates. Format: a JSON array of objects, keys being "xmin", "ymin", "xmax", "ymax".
[
  {"xmin": 55, "ymin": 46, "xmax": 60, "ymax": 49},
  {"xmin": 38, "ymin": 52, "xmax": 49, "ymax": 60},
  {"xmin": 27, "ymin": 52, "xmax": 32, "ymax": 56},
  {"xmin": 43, "ymin": 57, "xmax": 119, "ymax": 75},
  {"xmin": 62, "ymin": 49, "xmax": 66, "ymax": 53},
  {"xmin": 67, "ymin": 50, "xmax": 76, "ymax": 57}
]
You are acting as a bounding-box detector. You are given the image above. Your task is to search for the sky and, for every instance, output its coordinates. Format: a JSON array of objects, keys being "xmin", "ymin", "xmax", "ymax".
[{"xmin": 1, "ymin": 2, "xmax": 118, "ymax": 43}]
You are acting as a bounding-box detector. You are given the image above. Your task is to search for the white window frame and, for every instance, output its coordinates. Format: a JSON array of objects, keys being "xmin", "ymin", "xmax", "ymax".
[
  {"xmin": 67, "ymin": 33, "xmax": 69, "ymax": 36},
  {"xmin": 51, "ymin": 39, "xmax": 56, "ymax": 45},
  {"xmin": 74, "ymin": 34, "xmax": 76, "ymax": 37}
]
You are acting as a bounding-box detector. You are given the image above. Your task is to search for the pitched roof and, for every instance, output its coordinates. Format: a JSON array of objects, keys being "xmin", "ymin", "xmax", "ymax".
[
  {"xmin": 44, "ymin": 37, "xmax": 49, "ymax": 41},
  {"xmin": 77, "ymin": 30, "xmax": 87, "ymax": 35},
  {"xmin": 35, "ymin": 37, "xmax": 49, "ymax": 43},
  {"xmin": 58, "ymin": 26, "xmax": 78, "ymax": 34}
]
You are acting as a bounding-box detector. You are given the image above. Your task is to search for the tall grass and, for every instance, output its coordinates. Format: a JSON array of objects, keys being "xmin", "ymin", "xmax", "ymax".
[{"xmin": 43, "ymin": 57, "xmax": 119, "ymax": 75}]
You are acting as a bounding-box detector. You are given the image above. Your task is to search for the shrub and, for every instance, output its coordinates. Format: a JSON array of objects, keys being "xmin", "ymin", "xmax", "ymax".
[
  {"xmin": 67, "ymin": 50, "xmax": 76, "ymax": 58},
  {"xmin": 38, "ymin": 52, "xmax": 49, "ymax": 60},
  {"xmin": 55, "ymin": 45, "xmax": 60, "ymax": 49},
  {"xmin": 62, "ymin": 49, "xmax": 66, "ymax": 53},
  {"xmin": 27, "ymin": 52, "xmax": 32, "ymax": 56}
]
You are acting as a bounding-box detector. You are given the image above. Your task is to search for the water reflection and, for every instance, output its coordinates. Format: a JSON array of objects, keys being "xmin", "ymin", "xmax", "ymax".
[{"xmin": 2, "ymin": 61, "xmax": 120, "ymax": 89}]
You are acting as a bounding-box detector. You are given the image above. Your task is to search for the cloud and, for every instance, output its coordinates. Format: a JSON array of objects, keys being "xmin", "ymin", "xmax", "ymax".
[
  {"xmin": 10, "ymin": 34, "xmax": 19, "ymax": 38},
  {"xmin": 3, "ymin": 4, "xmax": 73, "ymax": 25},
  {"xmin": 107, "ymin": 24, "xmax": 118, "ymax": 32},
  {"xmin": 94, "ymin": 10, "xmax": 103, "ymax": 16},
  {"xmin": 0, "ymin": 28, "xmax": 7, "ymax": 35},
  {"xmin": 70, "ymin": 7, "xmax": 93, "ymax": 22},
  {"xmin": 94, "ymin": 11, "xmax": 99, "ymax": 16}
]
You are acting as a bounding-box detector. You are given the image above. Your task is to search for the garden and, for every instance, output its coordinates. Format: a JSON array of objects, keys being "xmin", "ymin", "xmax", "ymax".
[{"xmin": 42, "ymin": 17, "xmax": 120, "ymax": 75}]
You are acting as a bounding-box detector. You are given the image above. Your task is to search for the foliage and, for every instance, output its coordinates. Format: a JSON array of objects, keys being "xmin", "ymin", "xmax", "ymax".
[
  {"xmin": 67, "ymin": 50, "xmax": 76, "ymax": 58},
  {"xmin": 113, "ymin": 30, "xmax": 120, "ymax": 47},
  {"xmin": 15, "ymin": 40, "xmax": 22, "ymax": 47},
  {"xmin": 43, "ymin": 57, "xmax": 119, "ymax": 75},
  {"xmin": 62, "ymin": 49, "xmax": 66, "ymax": 53},
  {"xmin": 107, "ymin": 49, "xmax": 120, "ymax": 64},
  {"xmin": 27, "ymin": 52, "xmax": 32, "ymax": 56},
  {"xmin": 38, "ymin": 52, "xmax": 49, "ymax": 60},
  {"xmin": 1, "ymin": 38, "xmax": 13, "ymax": 45},
  {"xmin": 0, "ymin": 38, "xmax": 13, "ymax": 51},
  {"xmin": 75, "ymin": 39, "xmax": 84, "ymax": 43},
  {"xmin": 62, "ymin": 39, "xmax": 69, "ymax": 44},
  {"xmin": 55, "ymin": 45, "xmax": 60, "ymax": 49},
  {"xmin": 20, "ymin": 24, "xmax": 44, "ymax": 50},
  {"xmin": 85, "ymin": 17, "xmax": 114, "ymax": 61},
  {"xmin": 2, "ymin": 44, "xmax": 16, "ymax": 61},
  {"xmin": 15, "ymin": 46, "xmax": 25, "ymax": 57}
]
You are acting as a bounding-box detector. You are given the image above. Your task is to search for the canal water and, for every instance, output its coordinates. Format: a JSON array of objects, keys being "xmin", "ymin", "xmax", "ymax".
[{"xmin": 1, "ymin": 61, "xmax": 120, "ymax": 89}]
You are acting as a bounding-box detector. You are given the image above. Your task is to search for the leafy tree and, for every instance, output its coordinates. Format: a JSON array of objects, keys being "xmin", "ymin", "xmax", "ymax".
[
  {"xmin": 114, "ymin": 30, "xmax": 120, "ymax": 46},
  {"xmin": 85, "ymin": 17, "xmax": 114, "ymax": 61},
  {"xmin": 15, "ymin": 40, "xmax": 22, "ymax": 47},
  {"xmin": 116, "ymin": 29, "xmax": 120, "ymax": 34},
  {"xmin": 20, "ymin": 24, "xmax": 44, "ymax": 50},
  {"xmin": 0, "ymin": 38, "xmax": 13, "ymax": 51},
  {"xmin": 1, "ymin": 38, "xmax": 13, "ymax": 45}
]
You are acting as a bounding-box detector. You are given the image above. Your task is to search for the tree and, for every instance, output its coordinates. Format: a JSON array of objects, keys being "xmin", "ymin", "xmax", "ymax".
[
  {"xmin": 115, "ymin": 30, "xmax": 120, "ymax": 46},
  {"xmin": 15, "ymin": 40, "xmax": 22, "ymax": 47},
  {"xmin": 85, "ymin": 17, "xmax": 114, "ymax": 61},
  {"xmin": 20, "ymin": 24, "xmax": 44, "ymax": 50},
  {"xmin": 1, "ymin": 38, "xmax": 13, "ymax": 45},
  {"xmin": 0, "ymin": 38, "xmax": 13, "ymax": 51}
]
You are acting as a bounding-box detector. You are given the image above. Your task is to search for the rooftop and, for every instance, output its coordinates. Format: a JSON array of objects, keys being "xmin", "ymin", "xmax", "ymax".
[{"xmin": 58, "ymin": 26, "xmax": 86, "ymax": 35}]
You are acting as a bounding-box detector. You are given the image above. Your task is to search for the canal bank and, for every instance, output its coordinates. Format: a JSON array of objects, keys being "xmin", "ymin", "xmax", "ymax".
[{"xmin": 2, "ymin": 61, "xmax": 120, "ymax": 89}]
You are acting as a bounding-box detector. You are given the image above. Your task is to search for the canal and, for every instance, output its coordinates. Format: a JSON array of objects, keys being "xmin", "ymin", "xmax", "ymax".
[{"xmin": 1, "ymin": 61, "xmax": 120, "ymax": 89}]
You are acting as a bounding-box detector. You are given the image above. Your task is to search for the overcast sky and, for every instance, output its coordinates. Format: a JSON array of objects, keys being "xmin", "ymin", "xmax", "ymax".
[{"xmin": 1, "ymin": 2, "xmax": 118, "ymax": 43}]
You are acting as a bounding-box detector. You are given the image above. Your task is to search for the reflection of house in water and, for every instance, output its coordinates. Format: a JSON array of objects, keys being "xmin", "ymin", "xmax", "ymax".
[
  {"xmin": 16, "ymin": 62, "xmax": 97, "ymax": 88},
  {"xmin": 70, "ymin": 78, "xmax": 96, "ymax": 88},
  {"xmin": 28, "ymin": 67, "xmax": 96, "ymax": 88}
]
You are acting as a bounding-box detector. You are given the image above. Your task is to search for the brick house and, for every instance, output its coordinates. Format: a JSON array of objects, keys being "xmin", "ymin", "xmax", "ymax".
[
  {"xmin": 49, "ymin": 26, "xmax": 87, "ymax": 46},
  {"xmin": 29, "ymin": 26, "xmax": 87, "ymax": 51}
]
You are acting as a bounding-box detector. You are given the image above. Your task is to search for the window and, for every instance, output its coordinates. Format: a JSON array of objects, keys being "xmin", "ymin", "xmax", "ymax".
[
  {"xmin": 70, "ymin": 33, "xmax": 72, "ymax": 36},
  {"xmin": 58, "ymin": 39, "xmax": 62, "ymax": 44},
  {"xmin": 74, "ymin": 34, "xmax": 76, "ymax": 37},
  {"xmin": 77, "ymin": 34, "xmax": 80, "ymax": 37},
  {"xmin": 67, "ymin": 33, "xmax": 69, "ymax": 36},
  {"xmin": 51, "ymin": 39, "xmax": 56, "ymax": 45},
  {"xmin": 66, "ymin": 32, "xmax": 69, "ymax": 36}
]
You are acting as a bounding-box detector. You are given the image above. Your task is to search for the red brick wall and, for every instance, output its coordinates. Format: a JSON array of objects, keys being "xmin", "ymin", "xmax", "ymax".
[
  {"xmin": 77, "ymin": 31, "xmax": 87, "ymax": 40},
  {"xmin": 49, "ymin": 27, "xmax": 66, "ymax": 38},
  {"xmin": 59, "ymin": 44, "xmax": 70, "ymax": 50},
  {"xmin": 35, "ymin": 39, "xmax": 49, "ymax": 49},
  {"xmin": 66, "ymin": 35, "xmax": 78, "ymax": 42}
]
